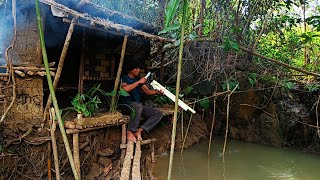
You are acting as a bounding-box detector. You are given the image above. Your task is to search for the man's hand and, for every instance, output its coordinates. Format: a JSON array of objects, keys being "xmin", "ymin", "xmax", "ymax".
[
  {"xmin": 138, "ymin": 77, "xmax": 147, "ymax": 85},
  {"xmin": 157, "ymin": 89, "xmax": 164, "ymax": 95}
]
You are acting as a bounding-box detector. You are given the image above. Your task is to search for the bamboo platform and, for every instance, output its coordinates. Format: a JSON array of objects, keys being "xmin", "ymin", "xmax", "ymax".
[{"xmin": 63, "ymin": 107, "xmax": 174, "ymax": 179}]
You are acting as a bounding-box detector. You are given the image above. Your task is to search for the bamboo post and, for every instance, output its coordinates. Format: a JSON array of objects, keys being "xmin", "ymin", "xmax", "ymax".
[
  {"xmin": 78, "ymin": 30, "xmax": 86, "ymax": 94},
  {"xmin": 132, "ymin": 140, "xmax": 141, "ymax": 180},
  {"xmin": 73, "ymin": 133, "xmax": 81, "ymax": 179},
  {"xmin": 120, "ymin": 141, "xmax": 134, "ymax": 180},
  {"xmin": 120, "ymin": 124, "xmax": 127, "ymax": 167},
  {"xmin": 43, "ymin": 17, "xmax": 77, "ymax": 122},
  {"xmin": 111, "ymin": 35, "xmax": 128, "ymax": 112},
  {"xmin": 168, "ymin": 1, "xmax": 188, "ymax": 179},
  {"xmin": 49, "ymin": 108, "xmax": 61, "ymax": 180},
  {"xmin": 35, "ymin": 1, "xmax": 79, "ymax": 179}
]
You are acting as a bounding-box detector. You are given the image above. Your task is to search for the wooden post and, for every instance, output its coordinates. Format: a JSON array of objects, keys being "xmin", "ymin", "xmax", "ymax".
[
  {"xmin": 111, "ymin": 35, "xmax": 128, "ymax": 111},
  {"xmin": 43, "ymin": 17, "xmax": 77, "ymax": 122},
  {"xmin": 120, "ymin": 124, "xmax": 127, "ymax": 167},
  {"xmin": 120, "ymin": 141, "xmax": 134, "ymax": 180},
  {"xmin": 49, "ymin": 108, "xmax": 61, "ymax": 180},
  {"xmin": 78, "ymin": 30, "xmax": 86, "ymax": 94},
  {"xmin": 132, "ymin": 140, "xmax": 141, "ymax": 180},
  {"xmin": 73, "ymin": 133, "xmax": 81, "ymax": 180}
]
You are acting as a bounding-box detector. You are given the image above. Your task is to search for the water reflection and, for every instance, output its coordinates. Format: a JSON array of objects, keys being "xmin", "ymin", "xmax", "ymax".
[{"xmin": 153, "ymin": 137, "xmax": 320, "ymax": 180}]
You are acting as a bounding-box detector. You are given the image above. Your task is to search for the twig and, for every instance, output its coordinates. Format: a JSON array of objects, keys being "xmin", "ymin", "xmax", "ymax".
[
  {"xmin": 240, "ymin": 104, "xmax": 274, "ymax": 117},
  {"xmin": 222, "ymin": 84, "xmax": 238, "ymax": 156},
  {"xmin": 316, "ymin": 95, "xmax": 320, "ymax": 138},
  {"xmin": 181, "ymin": 103, "xmax": 195, "ymax": 153},
  {"xmin": 208, "ymin": 96, "xmax": 216, "ymax": 156}
]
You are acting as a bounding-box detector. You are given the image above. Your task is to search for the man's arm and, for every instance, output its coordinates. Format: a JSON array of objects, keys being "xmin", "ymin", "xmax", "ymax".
[
  {"xmin": 141, "ymin": 84, "xmax": 163, "ymax": 95},
  {"xmin": 121, "ymin": 78, "xmax": 146, "ymax": 92}
]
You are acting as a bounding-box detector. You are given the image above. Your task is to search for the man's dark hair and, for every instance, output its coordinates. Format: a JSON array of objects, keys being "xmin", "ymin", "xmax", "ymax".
[{"xmin": 125, "ymin": 61, "xmax": 141, "ymax": 72}]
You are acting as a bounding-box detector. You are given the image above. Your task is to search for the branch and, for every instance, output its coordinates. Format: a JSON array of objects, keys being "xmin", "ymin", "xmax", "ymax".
[{"xmin": 239, "ymin": 45, "xmax": 320, "ymax": 77}]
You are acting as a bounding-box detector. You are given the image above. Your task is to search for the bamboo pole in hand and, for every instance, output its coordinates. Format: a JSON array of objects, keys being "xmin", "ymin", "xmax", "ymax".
[{"xmin": 35, "ymin": 1, "xmax": 79, "ymax": 179}]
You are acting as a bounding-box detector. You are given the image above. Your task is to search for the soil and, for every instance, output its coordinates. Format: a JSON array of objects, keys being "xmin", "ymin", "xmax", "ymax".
[{"xmin": 0, "ymin": 112, "xmax": 208, "ymax": 179}]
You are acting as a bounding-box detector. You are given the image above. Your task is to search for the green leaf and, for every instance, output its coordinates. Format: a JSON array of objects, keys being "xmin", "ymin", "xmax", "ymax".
[
  {"xmin": 158, "ymin": 24, "xmax": 180, "ymax": 35},
  {"xmin": 164, "ymin": 0, "xmax": 180, "ymax": 28},
  {"xmin": 119, "ymin": 89, "xmax": 130, "ymax": 97},
  {"xmin": 184, "ymin": 86, "xmax": 193, "ymax": 95},
  {"xmin": 199, "ymin": 99, "xmax": 210, "ymax": 109},
  {"xmin": 106, "ymin": 90, "xmax": 117, "ymax": 97}
]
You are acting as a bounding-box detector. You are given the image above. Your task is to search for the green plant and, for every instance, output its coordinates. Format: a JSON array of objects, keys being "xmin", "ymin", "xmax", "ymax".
[
  {"xmin": 198, "ymin": 98, "xmax": 210, "ymax": 109},
  {"xmin": 222, "ymin": 78, "xmax": 240, "ymax": 91},
  {"xmin": 304, "ymin": 83, "xmax": 320, "ymax": 92},
  {"xmin": 101, "ymin": 86, "xmax": 130, "ymax": 113},
  {"xmin": 280, "ymin": 80, "xmax": 294, "ymax": 92},
  {"xmin": 65, "ymin": 84, "xmax": 102, "ymax": 117},
  {"xmin": 247, "ymin": 72, "xmax": 257, "ymax": 87}
]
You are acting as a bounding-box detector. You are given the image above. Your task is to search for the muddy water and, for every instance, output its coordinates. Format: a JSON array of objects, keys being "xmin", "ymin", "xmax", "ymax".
[{"xmin": 153, "ymin": 137, "xmax": 320, "ymax": 180}]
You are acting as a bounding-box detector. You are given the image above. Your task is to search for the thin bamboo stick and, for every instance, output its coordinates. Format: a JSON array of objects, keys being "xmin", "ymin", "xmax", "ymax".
[
  {"xmin": 35, "ymin": 1, "xmax": 79, "ymax": 179},
  {"xmin": 49, "ymin": 108, "xmax": 61, "ymax": 180},
  {"xmin": 43, "ymin": 17, "xmax": 76, "ymax": 123},
  {"xmin": 111, "ymin": 35, "xmax": 128, "ymax": 112},
  {"xmin": 168, "ymin": 1, "xmax": 188, "ymax": 179}
]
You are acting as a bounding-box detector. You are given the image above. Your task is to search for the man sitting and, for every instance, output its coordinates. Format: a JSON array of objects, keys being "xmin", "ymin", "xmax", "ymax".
[{"xmin": 121, "ymin": 62, "xmax": 163, "ymax": 142}]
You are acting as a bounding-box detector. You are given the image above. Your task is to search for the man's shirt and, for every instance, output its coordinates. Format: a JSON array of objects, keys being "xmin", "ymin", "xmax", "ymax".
[{"xmin": 120, "ymin": 74, "xmax": 142, "ymax": 104}]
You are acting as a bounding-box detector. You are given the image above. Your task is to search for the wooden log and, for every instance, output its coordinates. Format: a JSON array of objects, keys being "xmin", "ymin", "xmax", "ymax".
[
  {"xmin": 132, "ymin": 140, "xmax": 141, "ymax": 180},
  {"xmin": 36, "ymin": 71, "xmax": 46, "ymax": 76},
  {"xmin": 111, "ymin": 35, "xmax": 127, "ymax": 110},
  {"xmin": 14, "ymin": 70, "xmax": 25, "ymax": 77},
  {"xmin": 73, "ymin": 133, "xmax": 81, "ymax": 179},
  {"xmin": 151, "ymin": 141, "xmax": 155, "ymax": 163},
  {"xmin": 0, "ymin": 66, "xmax": 56, "ymax": 71},
  {"xmin": 120, "ymin": 124, "xmax": 127, "ymax": 168},
  {"xmin": 26, "ymin": 71, "xmax": 35, "ymax": 76},
  {"xmin": 65, "ymin": 121, "xmax": 76, "ymax": 129},
  {"xmin": 49, "ymin": 71, "xmax": 55, "ymax": 77},
  {"xmin": 49, "ymin": 108, "xmax": 61, "ymax": 180},
  {"xmin": 120, "ymin": 139, "xmax": 157, "ymax": 149},
  {"xmin": 66, "ymin": 120, "xmax": 127, "ymax": 134},
  {"xmin": 78, "ymin": 30, "xmax": 86, "ymax": 94},
  {"xmin": 0, "ymin": 73, "xmax": 9, "ymax": 76},
  {"xmin": 120, "ymin": 141, "xmax": 134, "ymax": 180}
]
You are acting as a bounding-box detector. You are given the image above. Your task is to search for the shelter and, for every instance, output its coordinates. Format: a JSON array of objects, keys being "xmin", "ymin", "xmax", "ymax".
[{"xmin": 0, "ymin": 0, "xmax": 169, "ymax": 130}]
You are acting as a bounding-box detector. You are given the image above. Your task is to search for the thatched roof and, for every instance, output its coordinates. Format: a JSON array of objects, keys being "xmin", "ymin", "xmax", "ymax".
[{"xmin": 39, "ymin": 0, "xmax": 172, "ymax": 42}]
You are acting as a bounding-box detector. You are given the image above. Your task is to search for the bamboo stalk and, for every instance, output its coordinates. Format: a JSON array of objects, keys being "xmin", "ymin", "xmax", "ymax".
[
  {"xmin": 43, "ymin": 17, "xmax": 76, "ymax": 123},
  {"xmin": 168, "ymin": 1, "xmax": 188, "ymax": 179},
  {"xmin": 35, "ymin": 1, "xmax": 79, "ymax": 179},
  {"xmin": 120, "ymin": 124, "xmax": 127, "ymax": 168},
  {"xmin": 111, "ymin": 35, "xmax": 128, "ymax": 112},
  {"xmin": 78, "ymin": 30, "xmax": 86, "ymax": 94}
]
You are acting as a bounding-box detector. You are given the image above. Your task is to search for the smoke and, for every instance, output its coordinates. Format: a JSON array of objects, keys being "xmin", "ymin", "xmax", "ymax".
[{"xmin": 0, "ymin": 0, "xmax": 35, "ymax": 66}]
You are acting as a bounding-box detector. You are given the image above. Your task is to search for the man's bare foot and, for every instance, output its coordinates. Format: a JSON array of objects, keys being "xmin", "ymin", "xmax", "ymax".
[
  {"xmin": 127, "ymin": 130, "xmax": 136, "ymax": 142},
  {"xmin": 134, "ymin": 128, "xmax": 143, "ymax": 141}
]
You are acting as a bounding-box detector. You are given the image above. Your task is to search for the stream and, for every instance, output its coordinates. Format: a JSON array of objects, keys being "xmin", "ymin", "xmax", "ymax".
[{"xmin": 153, "ymin": 137, "xmax": 320, "ymax": 180}]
